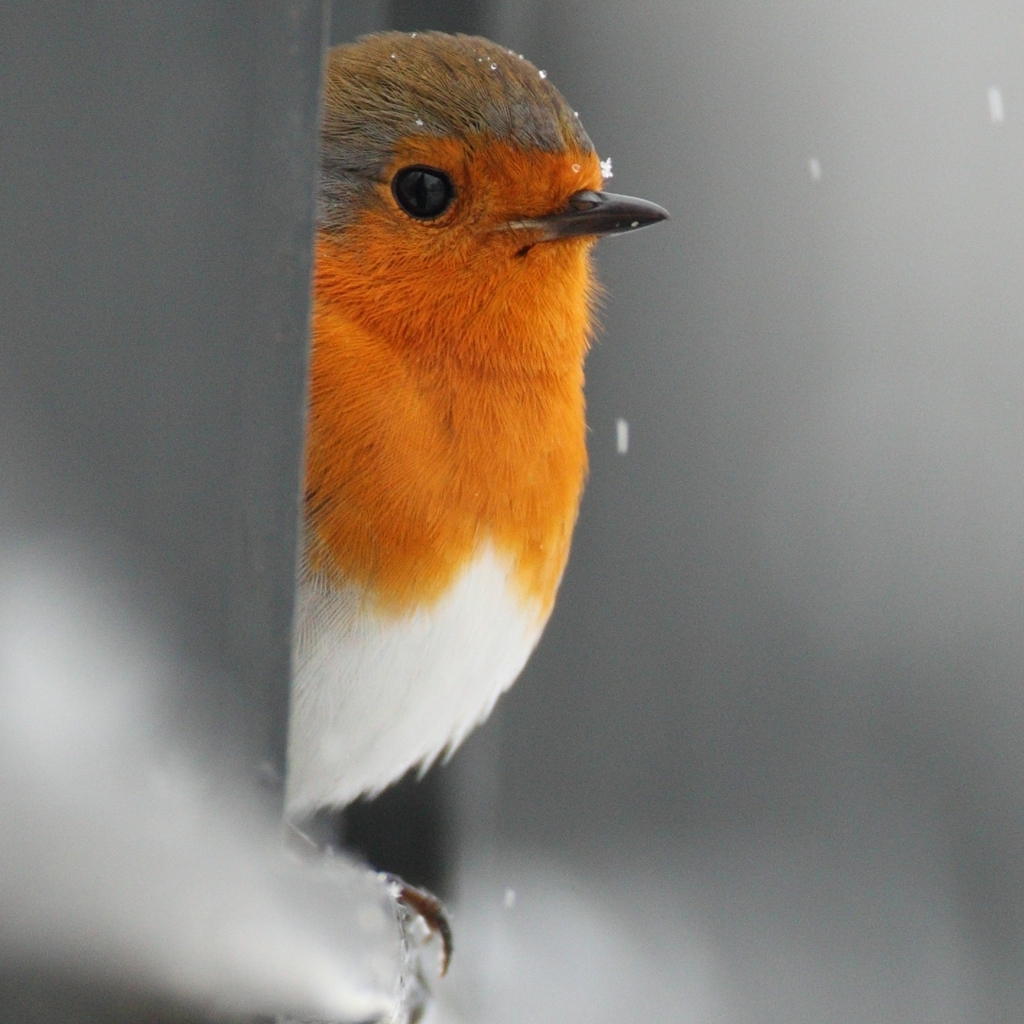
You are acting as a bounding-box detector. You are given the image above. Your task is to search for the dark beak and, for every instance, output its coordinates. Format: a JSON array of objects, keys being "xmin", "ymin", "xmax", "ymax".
[{"xmin": 506, "ymin": 190, "xmax": 669, "ymax": 240}]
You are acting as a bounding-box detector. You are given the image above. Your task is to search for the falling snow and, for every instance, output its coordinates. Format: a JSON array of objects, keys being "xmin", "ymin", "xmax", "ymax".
[
  {"xmin": 503, "ymin": 887, "xmax": 517, "ymax": 910},
  {"xmin": 808, "ymin": 157, "xmax": 822, "ymax": 182},
  {"xmin": 600, "ymin": 157, "xmax": 614, "ymax": 180},
  {"xmin": 415, "ymin": 118, "xmax": 424, "ymax": 126},
  {"xmin": 616, "ymin": 418, "xmax": 629, "ymax": 455},
  {"xmin": 538, "ymin": 70, "xmax": 547, "ymax": 79},
  {"xmin": 989, "ymin": 86, "xmax": 1005, "ymax": 123}
]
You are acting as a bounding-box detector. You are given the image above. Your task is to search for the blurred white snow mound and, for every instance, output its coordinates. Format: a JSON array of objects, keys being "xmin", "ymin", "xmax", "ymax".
[{"xmin": 0, "ymin": 543, "xmax": 406, "ymax": 1022}]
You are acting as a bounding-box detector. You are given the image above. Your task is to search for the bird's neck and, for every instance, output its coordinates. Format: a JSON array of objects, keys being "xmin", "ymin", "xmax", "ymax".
[{"xmin": 315, "ymin": 229, "xmax": 596, "ymax": 374}]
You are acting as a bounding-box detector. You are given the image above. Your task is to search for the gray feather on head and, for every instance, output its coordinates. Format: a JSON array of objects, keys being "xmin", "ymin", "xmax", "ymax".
[{"xmin": 318, "ymin": 32, "xmax": 594, "ymax": 233}]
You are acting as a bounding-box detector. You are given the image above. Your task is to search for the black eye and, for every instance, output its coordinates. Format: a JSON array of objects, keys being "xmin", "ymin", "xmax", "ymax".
[{"xmin": 392, "ymin": 166, "xmax": 455, "ymax": 219}]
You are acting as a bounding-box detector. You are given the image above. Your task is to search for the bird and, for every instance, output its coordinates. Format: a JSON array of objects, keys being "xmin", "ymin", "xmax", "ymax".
[{"xmin": 286, "ymin": 30, "xmax": 667, "ymax": 825}]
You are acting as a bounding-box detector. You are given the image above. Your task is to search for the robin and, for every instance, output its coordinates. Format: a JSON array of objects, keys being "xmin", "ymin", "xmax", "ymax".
[{"xmin": 287, "ymin": 31, "xmax": 667, "ymax": 829}]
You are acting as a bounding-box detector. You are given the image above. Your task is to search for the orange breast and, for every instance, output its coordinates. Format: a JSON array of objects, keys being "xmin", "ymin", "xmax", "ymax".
[{"xmin": 304, "ymin": 143, "xmax": 601, "ymax": 617}]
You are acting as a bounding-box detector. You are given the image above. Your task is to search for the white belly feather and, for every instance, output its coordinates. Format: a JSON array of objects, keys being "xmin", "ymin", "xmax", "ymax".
[{"xmin": 285, "ymin": 544, "xmax": 545, "ymax": 817}]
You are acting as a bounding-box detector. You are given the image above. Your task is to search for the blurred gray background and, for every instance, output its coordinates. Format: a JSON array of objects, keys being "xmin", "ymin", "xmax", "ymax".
[
  {"xmin": 3, "ymin": 0, "xmax": 1024, "ymax": 1021},
  {"xmin": 333, "ymin": 2, "xmax": 1024, "ymax": 1021}
]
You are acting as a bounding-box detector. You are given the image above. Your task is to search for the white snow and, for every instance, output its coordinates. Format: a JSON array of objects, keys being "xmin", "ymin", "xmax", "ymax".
[
  {"xmin": 989, "ymin": 86, "xmax": 1004, "ymax": 123},
  {"xmin": 616, "ymin": 418, "xmax": 629, "ymax": 455},
  {"xmin": 0, "ymin": 545, "xmax": 413, "ymax": 1021}
]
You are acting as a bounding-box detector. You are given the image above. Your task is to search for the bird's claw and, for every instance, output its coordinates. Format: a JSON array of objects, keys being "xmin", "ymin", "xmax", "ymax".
[{"xmin": 383, "ymin": 874, "xmax": 453, "ymax": 977}]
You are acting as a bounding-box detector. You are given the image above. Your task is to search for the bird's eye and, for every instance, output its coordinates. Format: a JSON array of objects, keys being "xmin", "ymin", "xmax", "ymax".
[{"xmin": 392, "ymin": 166, "xmax": 455, "ymax": 219}]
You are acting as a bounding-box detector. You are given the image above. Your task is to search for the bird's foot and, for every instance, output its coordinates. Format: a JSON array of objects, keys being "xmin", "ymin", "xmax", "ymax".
[
  {"xmin": 375, "ymin": 874, "xmax": 452, "ymax": 1024},
  {"xmin": 279, "ymin": 821, "xmax": 452, "ymax": 1024},
  {"xmin": 383, "ymin": 873, "xmax": 453, "ymax": 977}
]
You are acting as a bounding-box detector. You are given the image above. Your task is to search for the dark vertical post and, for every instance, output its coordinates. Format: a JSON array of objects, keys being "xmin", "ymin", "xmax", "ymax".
[
  {"xmin": 0, "ymin": 3, "xmax": 328, "ymax": 1018},
  {"xmin": 227, "ymin": 1, "xmax": 331, "ymax": 792}
]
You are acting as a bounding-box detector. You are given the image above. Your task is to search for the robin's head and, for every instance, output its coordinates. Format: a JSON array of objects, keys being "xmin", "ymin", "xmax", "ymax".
[{"xmin": 315, "ymin": 32, "xmax": 667, "ymax": 371}]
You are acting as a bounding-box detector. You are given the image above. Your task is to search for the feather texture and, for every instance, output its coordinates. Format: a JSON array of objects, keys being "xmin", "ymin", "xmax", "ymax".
[
  {"xmin": 288, "ymin": 545, "xmax": 544, "ymax": 815},
  {"xmin": 287, "ymin": 33, "xmax": 602, "ymax": 813}
]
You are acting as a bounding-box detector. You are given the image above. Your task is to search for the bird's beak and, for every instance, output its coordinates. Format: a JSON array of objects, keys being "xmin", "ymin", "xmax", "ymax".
[{"xmin": 505, "ymin": 190, "xmax": 669, "ymax": 241}]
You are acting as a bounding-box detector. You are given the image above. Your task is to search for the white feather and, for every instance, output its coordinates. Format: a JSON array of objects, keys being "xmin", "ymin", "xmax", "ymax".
[{"xmin": 286, "ymin": 544, "xmax": 545, "ymax": 817}]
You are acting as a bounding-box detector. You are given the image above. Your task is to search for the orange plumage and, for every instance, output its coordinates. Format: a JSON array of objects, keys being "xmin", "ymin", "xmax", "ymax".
[
  {"xmin": 287, "ymin": 31, "xmax": 666, "ymax": 819},
  {"xmin": 307, "ymin": 138, "xmax": 602, "ymax": 616}
]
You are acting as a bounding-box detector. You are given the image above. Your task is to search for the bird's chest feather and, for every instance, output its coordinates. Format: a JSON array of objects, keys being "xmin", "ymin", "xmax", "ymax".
[
  {"xmin": 302, "ymin": 297, "xmax": 588, "ymax": 617},
  {"xmin": 286, "ymin": 544, "xmax": 545, "ymax": 816}
]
